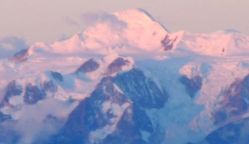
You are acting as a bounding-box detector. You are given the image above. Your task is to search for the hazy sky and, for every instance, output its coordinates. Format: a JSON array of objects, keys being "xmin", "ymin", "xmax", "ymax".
[{"xmin": 0, "ymin": 0, "xmax": 248, "ymax": 43}]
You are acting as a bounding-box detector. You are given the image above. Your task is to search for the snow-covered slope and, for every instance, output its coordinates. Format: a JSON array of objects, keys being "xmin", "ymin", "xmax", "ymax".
[
  {"xmin": 174, "ymin": 30, "xmax": 249, "ymax": 56},
  {"xmin": 1, "ymin": 8, "xmax": 249, "ymax": 144},
  {"xmin": 47, "ymin": 8, "xmax": 168, "ymax": 55}
]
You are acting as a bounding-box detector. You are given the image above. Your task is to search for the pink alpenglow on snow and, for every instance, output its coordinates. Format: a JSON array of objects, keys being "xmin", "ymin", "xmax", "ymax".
[{"xmin": 0, "ymin": 8, "xmax": 249, "ymax": 144}]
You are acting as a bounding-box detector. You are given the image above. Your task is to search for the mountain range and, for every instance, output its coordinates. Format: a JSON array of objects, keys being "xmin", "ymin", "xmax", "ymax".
[{"xmin": 1, "ymin": 9, "xmax": 249, "ymax": 144}]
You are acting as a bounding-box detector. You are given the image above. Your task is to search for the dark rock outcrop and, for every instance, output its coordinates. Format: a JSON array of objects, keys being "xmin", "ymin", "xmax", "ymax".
[
  {"xmin": 205, "ymin": 117, "xmax": 249, "ymax": 144},
  {"xmin": 0, "ymin": 112, "xmax": 11, "ymax": 122},
  {"xmin": 161, "ymin": 34, "xmax": 177, "ymax": 51},
  {"xmin": 1, "ymin": 81, "xmax": 22, "ymax": 106},
  {"xmin": 24, "ymin": 84, "xmax": 46, "ymax": 104},
  {"xmin": 76, "ymin": 59, "xmax": 99, "ymax": 74},
  {"xmin": 42, "ymin": 80, "xmax": 58, "ymax": 93},
  {"xmin": 10, "ymin": 48, "xmax": 30, "ymax": 63},
  {"xmin": 46, "ymin": 68, "xmax": 168, "ymax": 144},
  {"xmin": 213, "ymin": 74, "xmax": 249, "ymax": 125},
  {"xmin": 180, "ymin": 75, "xmax": 202, "ymax": 98},
  {"xmin": 115, "ymin": 68, "xmax": 168, "ymax": 109},
  {"xmin": 50, "ymin": 71, "xmax": 64, "ymax": 82},
  {"xmin": 107, "ymin": 57, "xmax": 130, "ymax": 75}
]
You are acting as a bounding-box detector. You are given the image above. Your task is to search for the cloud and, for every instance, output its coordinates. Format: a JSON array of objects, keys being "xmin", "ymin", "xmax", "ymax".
[
  {"xmin": 0, "ymin": 36, "xmax": 29, "ymax": 58},
  {"xmin": 80, "ymin": 12, "xmax": 127, "ymax": 30},
  {"xmin": 12, "ymin": 98, "xmax": 78, "ymax": 144},
  {"xmin": 63, "ymin": 12, "xmax": 127, "ymax": 32}
]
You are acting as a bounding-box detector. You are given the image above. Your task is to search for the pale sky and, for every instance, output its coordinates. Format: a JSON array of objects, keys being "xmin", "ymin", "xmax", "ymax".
[{"xmin": 0, "ymin": 0, "xmax": 248, "ymax": 43}]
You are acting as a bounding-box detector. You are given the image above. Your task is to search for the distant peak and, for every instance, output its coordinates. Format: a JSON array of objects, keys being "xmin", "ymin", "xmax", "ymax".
[
  {"xmin": 114, "ymin": 8, "xmax": 155, "ymax": 21},
  {"xmin": 136, "ymin": 8, "xmax": 157, "ymax": 21},
  {"xmin": 28, "ymin": 9, "xmax": 170, "ymax": 55},
  {"xmin": 224, "ymin": 28, "xmax": 241, "ymax": 34},
  {"xmin": 113, "ymin": 8, "xmax": 168, "ymax": 32},
  {"xmin": 136, "ymin": 8, "xmax": 169, "ymax": 31}
]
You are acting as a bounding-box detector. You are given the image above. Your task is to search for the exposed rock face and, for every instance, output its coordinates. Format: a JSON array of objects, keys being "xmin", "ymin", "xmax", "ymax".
[
  {"xmin": 0, "ymin": 112, "xmax": 11, "ymax": 122},
  {"xmin": 161, "ymin": 34, "xmax": 177, "ymax": 51},
  {"xmin": 115, "ymin": 68, "xmax": 168, "ymax": 109},
  {"xmin": 197, "ymin": 74, "xmax": 249, "ymax": 144},
  {"xmin": 213, "ymin": 75, "xmax": 249, "ymax": 125},
  {"xmin": 107, "ymin": 57, "xmax": 130, "ymax": 75},
  {"xmin": 180, "ymin": 75, "xmax": 202, "ymax": 98},
  {"xmin": 76, "ymin": 59, "xmax": 100, "ymax": 74},
  {"xmin": 1, "ymin": 80, "xmax": 57, "ymax": 107},
  {"xmin": 0, "ymin": 126, "xmax": 20, "ymax": 144},
  {"xmin": 24, "ymin": 84, "xmax": 46, "ymax": 104},
  {"xmin": 205, "ymin": 117, "xmax": 249, "ymax": 144},
  {"xmin": 42, "ymin": 80, "xmax": 58, "ymax": 93},
  {"xmin": 10, "ymin": 48, "xmax": 30, "ymax": 63},
  {"xmin": 1, "ymin": 81, "xmax": 22, "ymax": 106},
  {"xmin": 50, "ymin": 71, "xmax": 64, "ymax": 82},
  {"xmin": 46, "ymin": 68, "xmax": 168, "ymax": 144}
]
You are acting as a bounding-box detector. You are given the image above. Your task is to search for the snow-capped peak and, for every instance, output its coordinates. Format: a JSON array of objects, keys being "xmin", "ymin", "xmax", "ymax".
[
  {"xmin": 36, "ymin": 9, "xmax": 168, "ymax": 55},
  {"xmin": 82, "ymin": 8, "xmax": 168, "ymax": 52},
  {"xmin": 112, "ymin": 8, "xmax": 168, "ymax": 50}
]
